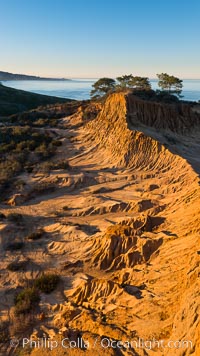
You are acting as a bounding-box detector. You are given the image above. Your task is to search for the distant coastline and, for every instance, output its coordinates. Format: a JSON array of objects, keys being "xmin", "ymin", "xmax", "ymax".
[
  {"xmin": 2, "ymin": 78, "xmax": 199, "ymax": 102},
  {"xmin": 0, "ymin": 70, "xmax": 70, "ymax": 81}
]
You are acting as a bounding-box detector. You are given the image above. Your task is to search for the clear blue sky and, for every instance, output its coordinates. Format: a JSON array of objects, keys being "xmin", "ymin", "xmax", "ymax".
[{"xmin": 0, "ymin": 0, "xmax": 199, "ymax": 78}]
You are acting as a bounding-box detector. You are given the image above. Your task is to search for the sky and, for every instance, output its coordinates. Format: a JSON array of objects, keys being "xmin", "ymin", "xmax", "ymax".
[{"xmin": 0, "ymin": 0, "xmax": 200, "ymax": 79}]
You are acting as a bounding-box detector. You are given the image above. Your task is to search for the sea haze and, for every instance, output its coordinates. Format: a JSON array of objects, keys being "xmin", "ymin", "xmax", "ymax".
[{"xmin": 2, "ymin": 79, "xmax": 200, "ymax": 102}]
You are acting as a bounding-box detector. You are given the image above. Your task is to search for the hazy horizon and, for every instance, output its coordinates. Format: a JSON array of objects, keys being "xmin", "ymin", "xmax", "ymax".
[{"xmin": 1, "ymin": 71, "xmax": 200, "ymax": 81}]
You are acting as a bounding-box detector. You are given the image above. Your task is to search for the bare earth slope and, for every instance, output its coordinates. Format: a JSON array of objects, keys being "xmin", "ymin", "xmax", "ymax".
[{"xmin": 0, "ymin": 93, "xmax": 200, "ymax": 356}]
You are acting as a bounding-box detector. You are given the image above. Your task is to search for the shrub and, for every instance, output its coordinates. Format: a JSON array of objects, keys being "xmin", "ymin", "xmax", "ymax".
[
  {"xmin": 37, "ymin": 161, "xmax": 53, "ymax": 173},
  {"xmin": 14, "ymin": 288, "xmax": 40, "ymax": 315},
  {"xmin": 7, "ymin": 213, "xmax": 23, "ymax": 224},
  {"xmin": 14, "ymin": 179, "xmax": 26, "ymax": 190},
  {"xmin": 6, "ymin": 241, "xmax": 24, "ymax": 251},
  {"xmin": 49, "ymin": 160, "xmax": 70, "ymax": 170},
  {"xmin": 9, "ymin": 314, "xmax": 35, "ymax": 341},
  {"xmin": 52, "ymin": 140, "xmax": 62, "ymax": 147},
  {"xmin": 0, "ymin": 321, "xmax": 9, "ymax": 343},
  {"xmin": 34, "ymin": 118, "xmax": 48, "ymax": 127},
  {"xmin": 7, "ymin": 261, "xmax": 27, "ymax": 272},
  {"xmin": 32, "ymin": 182, "xmax": 55, "ymax": 194},
  {"xmin": 34, "ymin": 274, "xmax": 60, "ymax": 293},
  {"xmin": 24, "ymin": 165, "xmax": 34, "ymax": 173},
  {"xmin": 27, "ymin": 228, "xmax": 44, "ymax": 240},
  {"xmin": 62, "ymin": 205, "xmax": 68, "ymax": 211},
  {"xmin": 0, "ymin": 126, "xmax": 58, "ymax": 196},
  {"xmin": 38, "ymin": 160, "xmax": 70, "ymax": 173}
]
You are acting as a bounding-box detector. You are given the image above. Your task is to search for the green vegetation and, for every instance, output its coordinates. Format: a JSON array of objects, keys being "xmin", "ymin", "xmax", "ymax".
[
  {"xmin": 0, "ymin": 83, "xmax": 67, "ymax": 116},
  {"xmin": 30, "ymin": 182, "xmax": 55, "ymax": 196},
  {"xmin": 26, "ymin": 228, "xmax": 44, "ymax": 240},
  {"xmin": 90, "ymin": 78, "xmax": 116, "ymax": 99},
  {"xmin": 7, "ymin": 261, "xmax": 27, "ymax": 271},
  {"xmin": 116, "ymin": 74, "xmax": 134, "ymax": 88},
  {"xmin": 39, "ymin": 160, "xmax": 70, "ymax": 173},
  {"xmin": 0, "ymin": 126, "xmax": 52, "ymax": 154},
  {"xmin": 0, "ymin": 126, "xmax": 57, "ymax": 196},
  {"xmin": 6, "ymin": 241, "xmax": 24, "ymax": 251},
  {"xmin": 8, "ymin": 100, "xmax": 82, "ymax": 126},
  {"xmin": 157, "ymin": 73, "xmax": 183, "ymax": 96},
  {"xmin": 0, "ymin": 321, "xmax": 9, "ymax": 343},
  {"xmin": 13, "ymin": 274, "xmax": 60, "ymax": 315},
  {"xmin": 130, "ymin": 88, "xmax": 180, "ymax": 103},
  {"xmin": 14, "ymin": 288, "xmax": 40, "ymax": 315},
  {"xmin": 91, "ymin": 73, "xmax": 183, "ymax": 100},
  {"xmin": 90, "ymin": 75, "xmax": 152, "ymax": 98},
  {"xmin": 129, "ymin": 76, "xmax": 151, "ymax": 90},
  {"xmin": 62, "ymin": 205, "xmax": 69, "ymax": 211},
  {"xmin": 7, "ymin": 213, "xmax": 24, "ymax": 224},
  {"xmin": 34, "ymin": 273, "xmax": 60, "ymax": 293},
  {"xmin": 0, "ymin": 85, "xmax": 83, "ymax": 200},
  {"xmin": 116, "ymin": 75, "xmax": 151, "ymax": 90},
  {"xmin": 2, "ymin": 131, "xmax": 38, "ymax": 155}
]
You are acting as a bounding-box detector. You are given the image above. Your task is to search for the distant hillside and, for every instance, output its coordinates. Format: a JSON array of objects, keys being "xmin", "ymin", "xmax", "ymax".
[
  {"xmin": 0, "ymin": 83, "xmax": 71, "ymax": 116},
  {"xmin": 0, "ymin": 70, "xmax": 69, "ymax": 81}
]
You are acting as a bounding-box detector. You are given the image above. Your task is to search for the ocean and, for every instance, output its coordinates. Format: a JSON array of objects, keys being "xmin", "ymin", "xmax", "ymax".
[{"xmin": 2, "ymin": 79, "xmax": 200, "ymax": 102}]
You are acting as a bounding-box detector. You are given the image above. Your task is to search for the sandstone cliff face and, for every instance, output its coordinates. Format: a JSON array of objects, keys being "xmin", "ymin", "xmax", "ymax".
[
  {"xmin": 87, "ymin": 93, "xmax": 199, "ymax": 185},
  {"xmin": 126, "ymin": 94, "xmax": 200, "ymax": 134}
]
